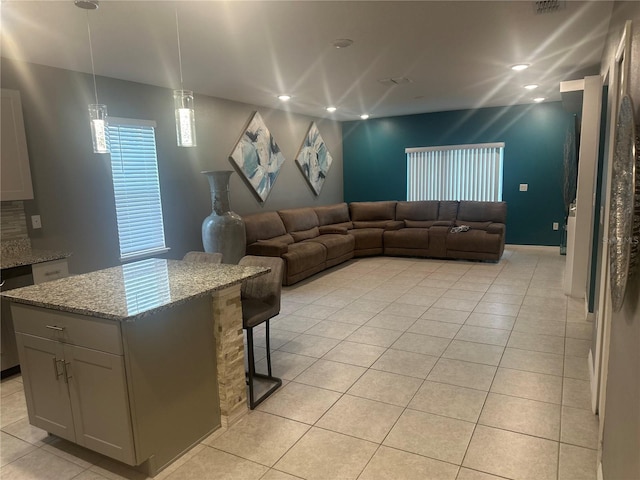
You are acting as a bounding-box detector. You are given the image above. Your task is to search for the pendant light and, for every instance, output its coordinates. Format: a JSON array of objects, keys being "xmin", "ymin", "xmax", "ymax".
[
  {"xmin": 76, "ymin": 0, "xmax": 109, "ymax": 154},
  {"xmin": 173, "ymin": 8, "xmax": 196, "ymax": 147}
]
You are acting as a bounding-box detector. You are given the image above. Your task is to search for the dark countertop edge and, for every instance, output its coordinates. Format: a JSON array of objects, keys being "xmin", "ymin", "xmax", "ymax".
[
  {"xmin": 1, "ymin": 251, "xmax": 72, "ymax": 270},
  {"xmin": 2, "ymin": 268, "xmax": 267, "ymax": 322}
]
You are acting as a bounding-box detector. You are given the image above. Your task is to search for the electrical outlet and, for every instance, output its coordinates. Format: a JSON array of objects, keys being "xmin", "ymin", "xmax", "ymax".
[
  {"xmin": 553, "ymin": 222, "xmax": 559, "ymax": 230},
  {"xmin": 519, "ymin": 184, "xmax": 528, "ymax": 192},
  {"xmin": 31, "ymin": 215, "xmax": 42, "ymax": 229}
]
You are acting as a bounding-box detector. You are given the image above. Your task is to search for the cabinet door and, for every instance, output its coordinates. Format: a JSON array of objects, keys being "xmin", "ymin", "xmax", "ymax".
[
  {"xmin": 15, "ymin": 333, "xmax": 75, "ymax": 441},
  {"xmin": 1, "ymin": 89, "xmax": 34, "ymax": 201},
  {"xmin": 64, "ymin": 344, "xmax": 136, "ymax": 465}
]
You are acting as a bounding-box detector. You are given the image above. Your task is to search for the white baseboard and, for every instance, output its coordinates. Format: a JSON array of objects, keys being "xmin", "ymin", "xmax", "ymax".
[{"xmin": 589, "ymin": 348, "xmax": 598, "ymax": 414}]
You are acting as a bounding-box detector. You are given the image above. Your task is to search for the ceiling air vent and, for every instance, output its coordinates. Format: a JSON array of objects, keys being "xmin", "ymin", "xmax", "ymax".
[
  {"xmin": 534, "ymin": 0, "xmax": 565, "ymax": 14},
  {"xmin": 378, "ymin": 77, "xmax": 412, "ymax": 87}
]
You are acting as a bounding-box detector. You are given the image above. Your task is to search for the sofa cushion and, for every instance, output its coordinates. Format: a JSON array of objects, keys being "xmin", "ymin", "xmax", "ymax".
[
  {"xmin": 383, "ymin": 228, "xmax": 430, "ymax": 249},
  {"xmin": 319, "ymin": 225, "xmax": 348, "ymax": 235},
  {"xmin": 282, "ymin": 242, "xmax": 327, "ymax": 275},
  {"xmin": 278, "ymin": 207, "xmax": 319, "ymax": 232},
  {"xmin": 246, "ymin": 240, "xmax": 289, "ymax": 256},
  {"xmin": 396, "ymin": 201, "xmax": 439, "ymax": 221},
  {"xmin": 349, "ymin": 201, "xmax": 396, "ymax": 222},
  {"xmin": 244, "ymin": 211, "xmax": 287, "ymax": 244},
  {"xmin": 458, "ymin": 201, "xmax": 507, "ymax": 223},
  {"xmin": 353, "ymin": 220, "xmax": 393, "ymax": 229},
  {"xmin": 446, "ymin": 229, "xmax": 502, "ymax": 254},
  {"xmin": 314, "ymin": 203, "xmax": 351, "ymax": 226},
  {"xmin": 438, "ymin": 201, "xmax": 459, "ymax": 221},
  {"xmin": 290, "ymin": 227, "xmax": 320, "ymax": 242},
  {"xmin": 348, "ymin": 228, "xmax": 385, "ymax": 250},
  {"xmin": 306, "ymin": 234, "xmax": 355, "ymax": 260},
  {"xmin": 268, "ymin": 234, "xmax": 295, "ymax": 245},
  {"xmin": 454, "ymin": 220, "xmax": 492, "ymax": 230},
  {"xmin": 405, "ymin": 220, "xmax": 453, "ymax": 228}
]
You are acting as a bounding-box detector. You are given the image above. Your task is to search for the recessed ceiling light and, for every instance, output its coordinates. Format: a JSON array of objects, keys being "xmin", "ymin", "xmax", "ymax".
[
  {"xmin": 511, "ymin": 64, "xmax": 530, "ymax": 71},
  {"xmin": 360, "ymin": 114, "xmax": 370, "ymax": 120},
  {"xmin": 533, "ymin": 97, "xmax": 546, "ymax": 103},
  {"xmin": 332, "ymin": 39, "xmax": 354, "ymax": 49},
  {"xmin": 524, "ymin": 84, "xmax": 539, "ymax": 90},
  {"xmin": 277, "ymin": 94, "xmax": 291, "ymax": 101},
  {"xmin": 326, "ymin": 106, "xmax": 337, "ymax": 113}
]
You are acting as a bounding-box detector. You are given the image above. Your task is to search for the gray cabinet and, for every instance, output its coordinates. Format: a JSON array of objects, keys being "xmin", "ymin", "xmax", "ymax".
[
  {"xmin": 13, "ymin": 309, "xmax": 136, "ymax": 465},
  {"xmin": 1, "ymin": 89, "xmax": 34, "ymax": 201},
  {"xmin": 11, "ymin": 296, "xmax": 220, "ymax": 476}
]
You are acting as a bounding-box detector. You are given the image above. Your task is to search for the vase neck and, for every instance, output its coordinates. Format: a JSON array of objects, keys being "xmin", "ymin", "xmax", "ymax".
[{"xmin": 204, "ymin": 171, "xmax": 233, "ymax": 215}]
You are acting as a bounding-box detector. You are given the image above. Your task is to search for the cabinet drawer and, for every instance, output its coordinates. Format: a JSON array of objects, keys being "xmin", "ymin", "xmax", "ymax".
[
  {"xmin": 32, "ymin": 259, "xmax": 69, "ymax": 284},
  {"xmin": 11, "ymin": 305, "xmax": 122, "ymax": 355}
]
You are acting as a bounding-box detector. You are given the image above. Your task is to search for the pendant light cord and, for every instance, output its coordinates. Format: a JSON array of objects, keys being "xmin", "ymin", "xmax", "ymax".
[
  {"xmin": 175, "ymin": 8, "xmax": 184, "ymax": 90},
  {"xmin": 86, "ymin": 11, "xmax": 99, "ymax": 105}
]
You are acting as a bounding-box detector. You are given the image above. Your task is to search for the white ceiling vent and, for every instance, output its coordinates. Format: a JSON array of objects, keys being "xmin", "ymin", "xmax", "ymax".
[
  {"xmin": 378, "ymin": 77, "xmax": 413, "ymax": 87},
  {"xmin": 534, "ymin": 1, "xmax": 565, "ymax": 14}
]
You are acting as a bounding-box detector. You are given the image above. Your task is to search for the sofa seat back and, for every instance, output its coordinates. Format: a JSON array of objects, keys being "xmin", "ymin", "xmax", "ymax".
[
  {"xmin": 457, "ymin": 201, "xmax": 506, "ymax": 224},
  {"xmin": 349, "ymin": 201, "xmax": 396, "ymax": 229},
  {"xmin": 278, "ymin": 207, "xmax": 321, "ymax": 241},
  {"xmin": 314, "ymin": 203, "xmax": 353, "ymax": 230},
  {"xmin": 244, "ymin": 211, "xmax": 288, "ymax": 244}
]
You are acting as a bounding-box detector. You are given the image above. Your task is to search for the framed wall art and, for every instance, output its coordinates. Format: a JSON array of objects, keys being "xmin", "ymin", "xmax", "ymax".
[
  {"xmin": 229, "ymin": 111, "xmax": 285, "ymax": 202},
  {"xmin": 295, "ymin": 122, "xmax": 333, "ymax": 195}
]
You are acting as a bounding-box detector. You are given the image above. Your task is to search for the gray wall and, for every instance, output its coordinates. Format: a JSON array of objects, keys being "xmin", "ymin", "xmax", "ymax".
[
  {"xmin": 0, "ymin": 59, "xmax": 343, "ymax": 274},
  {"xmin": 598, "ymin": 3, "xmax": 640, "ymax": 479}
]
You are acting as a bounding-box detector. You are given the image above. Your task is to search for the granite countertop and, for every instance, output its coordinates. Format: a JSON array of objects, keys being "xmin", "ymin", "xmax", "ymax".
[
  {"xmin": 1, "ymin": 239, "xmax": 71, "ymax": 270},
  {"xmin": 1, "ymin": 258, "xmax": 269, "ymax": 321}
]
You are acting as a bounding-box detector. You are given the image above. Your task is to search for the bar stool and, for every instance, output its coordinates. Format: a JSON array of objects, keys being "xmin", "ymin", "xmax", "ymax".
[{"xmin": 237, "ymin": 255, "xmax": 284, "ymax": 409}]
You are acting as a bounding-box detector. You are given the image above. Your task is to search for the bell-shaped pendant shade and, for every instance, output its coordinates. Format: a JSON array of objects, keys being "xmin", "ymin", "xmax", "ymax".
[
  {"xmin": 174, "ymin": 89, "xmax": 196, "ymax": 147},
  {"xmin": 88, "ymin": 104, "xmax": 109, "ymax": 153}
]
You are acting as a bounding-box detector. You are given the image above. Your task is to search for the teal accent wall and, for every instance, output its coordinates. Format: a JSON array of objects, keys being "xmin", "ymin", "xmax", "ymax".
[{"xmin": 342, "ymin": 102, "xmax": 572, "ymax": 245}]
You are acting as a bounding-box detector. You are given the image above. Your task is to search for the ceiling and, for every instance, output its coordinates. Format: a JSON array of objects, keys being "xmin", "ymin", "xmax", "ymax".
[{"xmin": 1, "ymin": 1, "xmax": 614, "ymax": 121}]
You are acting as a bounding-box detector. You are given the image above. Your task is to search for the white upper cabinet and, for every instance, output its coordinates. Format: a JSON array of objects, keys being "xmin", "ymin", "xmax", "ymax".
[{"xmin": 1, "ymin": 89, "xmax": 34, "ymax": 201}]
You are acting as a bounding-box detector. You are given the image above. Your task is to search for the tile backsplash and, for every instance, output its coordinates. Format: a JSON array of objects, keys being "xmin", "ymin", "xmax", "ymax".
[{"xmin": 1, "ymin": 200, "xmax": 29, "ymax": 241}]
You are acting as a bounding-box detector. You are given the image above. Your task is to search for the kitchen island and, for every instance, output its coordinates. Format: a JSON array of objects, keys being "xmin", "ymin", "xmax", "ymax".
[{"xmin": 1, "ymin": 258, "xmax": 267, "ymax": 476}]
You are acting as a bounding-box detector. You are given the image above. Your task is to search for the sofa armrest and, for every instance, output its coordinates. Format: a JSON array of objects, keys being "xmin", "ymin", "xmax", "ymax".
[
  {"xmin": 486, "ymin": 223, "xmax": 505, "ymax": 235},
  {"xmin": 385, "ymin": 221, "xmax": 405, "ymax": 231},
  {"xmin": 246, "ymin": 240, "xmax": 289, "ymax": 256},
  {"xmin": 319, "ymin": 225, "xmax": 348, "ymax": 235}
]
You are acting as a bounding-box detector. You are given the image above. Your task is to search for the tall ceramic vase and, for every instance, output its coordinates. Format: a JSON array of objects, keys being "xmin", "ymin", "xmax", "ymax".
[{"xmin": 201, "ymin": 170, "xmax": 246, "ymax": 264}]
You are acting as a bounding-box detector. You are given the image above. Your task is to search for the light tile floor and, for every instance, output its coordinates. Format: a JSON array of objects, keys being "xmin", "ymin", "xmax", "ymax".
[{"xmin": 0, "ymin": 246, "xmax": 599, "ymax": 479}]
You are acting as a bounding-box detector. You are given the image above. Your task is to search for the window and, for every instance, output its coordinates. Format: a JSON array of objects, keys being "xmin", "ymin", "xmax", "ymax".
[
  {"xmin": 108, "ymin": 118, "xmax": 168, "ymax": 261},
  {"xmin": 406, "ymin": 143, "xmax": 504, "ymax": 202}
]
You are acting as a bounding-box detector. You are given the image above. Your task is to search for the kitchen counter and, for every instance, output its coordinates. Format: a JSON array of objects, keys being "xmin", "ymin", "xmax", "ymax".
[
  {"xmin": 1, "ymin": 239, "xmax": 71, "ymax": 270},
  {"xmin": 2, "ymin": 258, "xmax": 267, "ymax": 321}
]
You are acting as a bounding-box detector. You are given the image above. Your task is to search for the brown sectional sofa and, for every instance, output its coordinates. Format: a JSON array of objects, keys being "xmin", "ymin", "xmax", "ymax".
[{"xmin": 244, "ymin": 200, "xmax": 506, "ymax": 285}]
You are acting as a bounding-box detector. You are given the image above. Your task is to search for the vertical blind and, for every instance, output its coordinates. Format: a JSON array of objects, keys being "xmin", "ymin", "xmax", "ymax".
[
  {"xmin": 108, "ymin": 118, "xmax": 168, "ymax": 261},
  {"xmin": 406, "ymin": 143, "xmax": 504, "ymax": 202}
]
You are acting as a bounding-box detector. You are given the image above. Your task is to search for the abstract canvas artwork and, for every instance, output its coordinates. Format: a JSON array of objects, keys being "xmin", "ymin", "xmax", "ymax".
[
  {"xmin": 229, "ymin": 112, "xmax": 285, "ymax": 202},
  {"xmin": 296, "ymin": 122, "xmax": 333, "ymax": 195}
]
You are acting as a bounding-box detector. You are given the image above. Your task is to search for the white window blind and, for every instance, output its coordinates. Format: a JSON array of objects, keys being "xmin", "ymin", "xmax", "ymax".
[
  {"xmin": 108, "ymin": 118, "xmax": 168, "ymax": 261},
  {"xmin": 406, "ymin": 143, "xmax": 504, "ymax": 202}
]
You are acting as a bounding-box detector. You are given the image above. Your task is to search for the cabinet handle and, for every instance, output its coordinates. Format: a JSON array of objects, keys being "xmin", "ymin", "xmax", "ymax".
[
  {"xmin": 44, "ymin": 270, "xmax": 61, "ymax": 277},
  {"xmin": 52, "ymin": 358, "xmax": 63, "ymax": 380},
  {"xmin": 45, "ymin": 325, "xmax": 65, "ymax": 331},
  {"xmin": 63, "ymin": 361, "xmax": 72, "ymax": 382}
]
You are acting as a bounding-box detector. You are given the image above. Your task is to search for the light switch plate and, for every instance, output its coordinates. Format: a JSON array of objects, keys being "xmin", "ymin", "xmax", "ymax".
[
  {"xmin": 31, "ymin": 215, "xmax": 42, "ymax": 229},
  {"xmin": 553, "ymin": 222, "xmax": 559, "ymax": 230},
  {"xmin": 519, "ymin": 184, "xmax": 528, "ymax": 192}
]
